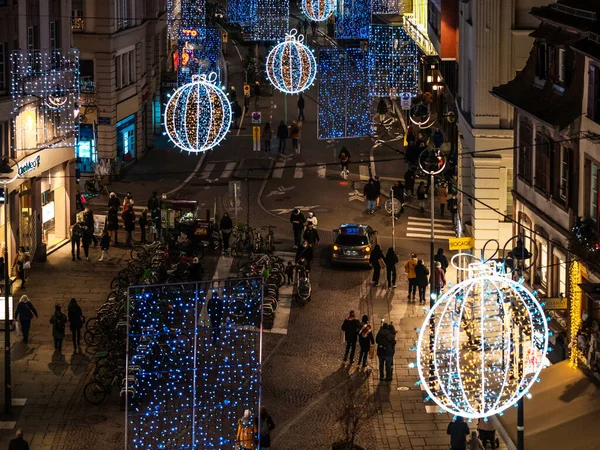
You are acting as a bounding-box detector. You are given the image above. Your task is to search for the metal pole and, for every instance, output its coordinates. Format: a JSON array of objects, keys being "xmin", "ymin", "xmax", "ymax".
[
  {"xmin": 233, "ymin": 183, "xmax": 238, "ymax": 229},
  {"xmin": 429, "ymin": 173, "xmax": 435, "ymax": 308},
  {"xmin": 518, "ymin": 325, "xmax": 524, "ymax": 450},
  {"xmin": 390, "ymin": 187, "xmax": 395, "ymax": 251},
  {"xmin": 246, "ymin": 174, "xmax": 250, "ymax": 228},
  {"xmin": 284, "ymin": 95, "xmax": 288, "ymax": 126},
  {"xmin": 4, "ymin": 182, "xmax": 11, "ymax": 414}
]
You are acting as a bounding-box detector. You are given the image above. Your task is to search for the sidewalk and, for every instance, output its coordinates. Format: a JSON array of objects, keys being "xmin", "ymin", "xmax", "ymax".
[{"xmin": 0, "ymin": 241, "xmax": 131, "ymax": 449}]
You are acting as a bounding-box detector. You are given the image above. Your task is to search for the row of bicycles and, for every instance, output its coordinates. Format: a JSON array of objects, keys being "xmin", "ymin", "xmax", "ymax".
[{"xmin": 229, "ymin": 225, "xmax": 276, "ymax": 256}]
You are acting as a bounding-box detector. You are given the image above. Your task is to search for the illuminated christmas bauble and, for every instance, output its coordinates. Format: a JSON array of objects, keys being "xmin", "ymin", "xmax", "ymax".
[
  {"xmin": 266, "ymin": 29, "xmax": 317, "ymax": 95},
  {"xmin": 302, "ymin": 0, "xmax": 335, "ymax": 21},
  {"xmin": 416, "ymin": 262, "xmax": 549, "ymax": 419},
  {"xmin": 164, "ymin": 73, "xmax": 231, "ymax": 153}
]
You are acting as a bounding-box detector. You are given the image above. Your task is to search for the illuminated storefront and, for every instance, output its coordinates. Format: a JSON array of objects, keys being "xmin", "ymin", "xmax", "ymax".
[
  {"xmin": 116, "ymin": 114, "xmax": 136, "ymax": 163},
  {"xmin": 76, "ymin": 124, "xmax": 97, "ymax": 173}
]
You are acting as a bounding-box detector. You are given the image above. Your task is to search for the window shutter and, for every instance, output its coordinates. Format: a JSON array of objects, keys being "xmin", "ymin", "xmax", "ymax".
[
  {"xmin": 551, "ymin": 142, "xmax": 561, "ymax": 199},
  {"xmin": 589, "ymin": 65, "xmax": 596, "ymax": 118}
]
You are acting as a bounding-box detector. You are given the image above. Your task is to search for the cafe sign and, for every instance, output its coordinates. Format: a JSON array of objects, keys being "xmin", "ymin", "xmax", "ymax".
[{"xmin": 18, "ymin": 155, "xmax": 41, "ymax": 177}]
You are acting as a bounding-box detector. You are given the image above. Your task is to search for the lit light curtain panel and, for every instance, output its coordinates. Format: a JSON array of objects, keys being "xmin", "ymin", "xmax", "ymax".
[
  {"xmin": 335, "ymin": 0, "xmax": 371, "ymax": 39},
  {"xmin": 196, "ymin": 27, "xmax": 223, "ymax": 82},
  {"xmin": 246, "ymin": 0, "xmax": 290, "ymax": 41},
  {"xmin": 368, "ymin": 25, "xmax": 418, "ymax": 98},
  {"xmin": 177, "ymin": 0, "xmax": 207, "ymax": 85},
  {"xmin": 371, "ymin": 0, "xmax": 404, "ymax": 14},
  {"xmin": 318, "ymin": 47, "xmax": 372, "ymax": 139},
  {"xmin": 228, "ymin": 0, "xmax": 255, "ymax": 24}
]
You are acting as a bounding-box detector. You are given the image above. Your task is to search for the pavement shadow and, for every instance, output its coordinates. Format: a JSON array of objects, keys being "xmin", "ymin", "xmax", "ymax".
[
  {"xmin": 11, "ymin": 342, "xmax": 34, "ymax": 361},
  {"xmin": 48, "ymin": 350, "xmax": 69, "ymax": 375}
]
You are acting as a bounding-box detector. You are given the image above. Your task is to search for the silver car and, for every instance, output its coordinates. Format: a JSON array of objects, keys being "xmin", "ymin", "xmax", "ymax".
[{"xmin": 331, "ymin": 224, "xmax": 377, "ymax": 267}]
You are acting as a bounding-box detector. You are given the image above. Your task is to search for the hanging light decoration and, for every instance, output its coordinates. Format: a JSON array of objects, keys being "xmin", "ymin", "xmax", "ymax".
[
  {"xmin": 266, "ymin": 29, "xmax": 317, "ymax": 95},
  {"xmin": 415, "ymin": 258, "xmax": 549, "ymax": 419},
  {"xmin": 302, "ymin": 0, "xmax": 335, "ymax": 22},
  {"xmin": 164, "ymin": 73, "xmax": 232, "ymax": 153}
]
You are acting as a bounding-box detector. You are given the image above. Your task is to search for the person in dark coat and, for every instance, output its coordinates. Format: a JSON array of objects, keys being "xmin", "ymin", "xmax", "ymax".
[
  {"xmin": 417, "ymin": 181, "xmax": 427, "ymax": 214},
  {"xmin": 310, "ymin": 19, "xmax": 317, "ymax": 35},
  {"xmin": 277, "ymin": 121, "xmax": 288, "ymax": 153},
  {"xmin": 257, "ymin": 405, "xmax": 275, "ymax": 450},
  {"xmin": 404, "ymin": 168, "xmax": 416, "ymax": 196},
  {"xmin": 99, "ymin": 230, "xmax": 111, "ymax": 261},
  {"xmin": 108, "ymin": 192, "xmax": 120, "ymax": 210},
  {"xmin": 8, "ymin": 429, "xmax": 30, "ymax": 450},
  {"xmin": 253, "ymin": 81, "xmax": 261, "ymax": 109},
  {"xmin": 207, "ymin": 294, "xmax": 224, "ymax": 343},
  {"xmin": 297, "ymin": 93, "xmax": 305, "ymax": 121},
  {"xmin": 406, "ymin": 126, "xmax": 415, "ymax": 147},
  {"xmin": 341, "ymin": 310, "xmax": 361, "ymax": 364},
  {"xmin": 83, "ymin": 207, "xmax": 97, "ymax": 246},
  {"xmin": 123, "ymin": 207, "xmax": 136, "ymax": 247},
  {"xmin": 447, "ymin": 416, "xmax": 470, "ymax": 450},
  {"xmin": 377, "ymin": 98, "xmax": 388, "ymax": 122},
  {"xmin": 139, "ymin": 210, "xmax": 148, "ymax": 244},
  {"xmin": 220, "ymin": 212, "xmax": 233, "ymax": 252},
  {"xmin": 433, "ymin": 128, "xmax": 444, "ymax": 149},
  {"xmin": 373, "ymin": 175, "xmax": 382, "ymax": 209},
  {"xmin": 15, "ymin": 295, "xmax": 38, "ymax": 344},
  {"xmin": 189, "ymin": 257, "xmax": 204, "ymax": 282},
  {"xmin": 339, "ymin": 146, "xmax": 350, "ymax": 178},
  {"xmin": 357, "ymin": 315, "xmax": 374, "ymax": 368},
  {"xmin": 376, "ymin": 323, "xmax": 396, "ymax": 381},
  {"xmin": 295, "ymin": 240, "xmax": 313, "ymax": 271},
  {"xmin": 363, "ymin": 178, "xmax": 378, "ymax": 215},
  {"xmin": 81, "ymin": 224, "xmax": 93, "ymax": 261},
  {"xmin": 414, "ymin": 259, "xmax": 430, "ymax": 304},
  {"xmin": 232, "ymin": 101, "xmax": 242, "ymax": 128},
  {"xmin": 448, "ymin": 193, "xmax": 459, "ymax": 226},
  {"xmin": 434, "ymin": 261, "xmax": 446, "ymax": 297},
  {"xmin": 229, "ymin": 86, "xmax": 237, "ymax": 103},
  {"xmin": 290, "ymin": 208, "xmax": 306, "ymax": 249},
  {"xmin": 434, "ymin": 248, "xmax": 449, "ymax": 273},
  {"xmin": 302, "ymin": 222, "xmax": 320, "ymax": 246},
  {"xmin": 107, "ymin": 206, "xmax": 119, "ymax": 245},
  {"xmin": 369, "ymin": 245, "xmax": 384, "ymax": 286},
  {"xmin": 392, "ymin": 180, "xmax": 405, "ymax": 219},
  {"xmin": 385, "ymin": 248, "xmax": 398, "ymax": 289},
  {"xmin": 68, "ymin": 298, "xmax": 84, "ymax": 351},
  {"xmin": 263, "ymin": 122, "xmax": 272, "ymax": 152},
  {"xmin": 50, "ymin": 304, "xmax": 68, "ymax": 351},
  {"xmin": 70, "ymin": 222, "xmax": 82, "ymax": 261},
  {"xmin": 147, "ymin": 191, "xmax": 159, "ymax": 212}
]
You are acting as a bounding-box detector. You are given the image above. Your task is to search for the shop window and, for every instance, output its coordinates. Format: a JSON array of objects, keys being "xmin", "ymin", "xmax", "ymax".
[
  {"xmin": 76, "ymin": 124, "xmax": 97, "ymax": 173},
  {"xmin": 116, "ymin": 115, "xmax": 135, "ymax": 162}
]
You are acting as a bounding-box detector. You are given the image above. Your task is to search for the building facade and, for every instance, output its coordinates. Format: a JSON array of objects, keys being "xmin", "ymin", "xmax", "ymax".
[
  {"xmin": 455, "ymin": 0, "xmax": 547, "ymax": 256},
  {"xmin": 73, "ymin": 0, "xmax": 168, "ymax": 174}
]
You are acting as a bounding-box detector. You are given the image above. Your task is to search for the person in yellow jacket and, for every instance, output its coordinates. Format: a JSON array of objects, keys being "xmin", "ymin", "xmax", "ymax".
[
  {"xmin": 236, "ymin": 409, "xmax": 257, "ymax": 450},
  {"xmin": 404, "ymin": 254, "xmax": 418, "ymax": 302}
]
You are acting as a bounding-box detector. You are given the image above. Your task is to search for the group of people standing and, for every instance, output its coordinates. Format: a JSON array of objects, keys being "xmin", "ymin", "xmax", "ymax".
[
  {"xmin": 262, "ymin": 94, "xmax": 305, "ymax": 154},
  {"xmin": 402, "ymin": 250, "xmax": 448, "ymax": 303},
  {"xmin": 290, "ymin": 208, "xmax": 319, "ymax": 271}
]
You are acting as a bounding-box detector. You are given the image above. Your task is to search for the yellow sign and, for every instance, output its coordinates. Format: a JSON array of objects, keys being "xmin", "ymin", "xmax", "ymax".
[
  {"xmin": 252, "ymin": 126, "xmax": 260, "ymax": 141},
  {"xmin": 448, "ymin": 237, "xmax": 474, "ymax": 251},
  {"xmin": 222, "ymin": 32, "xmax": 228, "ymax": 43},
  {"xmin": 244, "ymin": 84, "xmax": 250, "ymax": 95},
  {"xmin": 542, "ymin": 297, "xmax": 568, "ymax": 310}
]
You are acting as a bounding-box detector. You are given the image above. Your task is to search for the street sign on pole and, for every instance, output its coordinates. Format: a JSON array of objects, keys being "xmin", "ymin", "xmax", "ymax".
[
  {"xmin": 448, "ymin": 237, "xmax": 474, "ymax": 251},
  {"xmin": 244, "ymin": 84, "xmax": 250, "ymax": 96},
  {"xmin": 400, "ymin": 92, "xmax": 412, "ymax": 110},
  {"xmin": 385, "ymin": 198, "xmax": 402, "ymax": 215},
  {"xmin": 222, "ymin": 32, "xmax": 228, "ymax": 43},
  {"xmin": 251, "ymin": 112, "xmax": 261, "ymax": 124}
]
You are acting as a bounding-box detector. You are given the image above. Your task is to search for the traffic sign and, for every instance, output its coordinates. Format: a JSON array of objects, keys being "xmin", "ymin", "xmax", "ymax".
[
  {"xmin": 251, "ymin": 112, "xmax": 261, "ymax": 124},
  {"xmin": 252, "ymin": 126, "xmax": 260, "ymax": 141},
  {"xmin": 222, "ymin": 32, "xmax": 228, "ymax": 43},
  {"xmin": 244, "ymin": 84, "xmax": 250, "ymax": 95},
  {"xmin": 400, "ymin": 92, "xmax": 412, "ymax": 111},
  {"xmin": 448, "ymin": 237, "xmax": 474, "ymax": 251},
  {"xmin": 385, "ymin": 198, "xmax": 402, "ymax": 214}
]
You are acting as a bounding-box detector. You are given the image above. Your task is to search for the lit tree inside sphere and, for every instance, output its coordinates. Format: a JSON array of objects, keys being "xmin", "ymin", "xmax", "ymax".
[
  {"xmin": 266, "ymin": 29, "xmax": 317, "ymax": 95},
  {"xmin": 302, "ymin": 0, "xmax": 335, "ymax": 21},
  {"xmin": 164, "ymin": 73, "xmax": 232, "ymax": 153},
  {"xmin": 416, "ymin": 261, "xmax": 549, "ymax": 419}
]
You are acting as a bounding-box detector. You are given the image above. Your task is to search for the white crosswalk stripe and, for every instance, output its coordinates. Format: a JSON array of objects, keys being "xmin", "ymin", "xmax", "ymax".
[
  {"xmin": 220, "ymin": 162, "xmax": 236, "ymax": 179},
  {"xmin": 359, "ymin": 164, "xmax": 370, "ymax": 181},
  {"xmin": 272, "ymin": 161, "xmax": 285, "ymax": 178},
  {"xmin": 294, "ymin": 162, "xmax": 305, "ymax": 178},
  {"xmin": 405, "ymin": 216, "xmax": 455, "ymax": 239}
]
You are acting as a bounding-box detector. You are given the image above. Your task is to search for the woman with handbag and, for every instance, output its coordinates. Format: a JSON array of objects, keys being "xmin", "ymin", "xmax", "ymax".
[
  {"xmin": 14, "ymin": 295, "xmax": 38, "ymax": 344},
  {"xmin": 12, "ymin": 246, "xmax": 31, "ymax": 288},
  {"xmin": 357, "ymin": 315, "xmax": 375, "ymax": 368},
  {"xmin": 369, "ymin": 245, "xmax": 385, "ymax": 287}
]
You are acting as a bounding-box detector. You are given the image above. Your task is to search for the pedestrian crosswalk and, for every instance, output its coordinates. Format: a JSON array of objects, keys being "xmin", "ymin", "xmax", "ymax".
[
  {"xmin": 84, "ymin": 202, "xmax": 147, "ymax": 217},
  {"xmin": 405, "ymin": 216, "xmax": 455, "ymax": 240}
]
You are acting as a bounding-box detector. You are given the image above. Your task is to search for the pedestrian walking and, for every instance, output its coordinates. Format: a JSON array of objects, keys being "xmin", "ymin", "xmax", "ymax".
[
  {"xmin": 433, "ymin": 128, "xmax": 444, "ymax": 149},
  {"xmin": 290, "ymin": 120, "xmax": 301, "ymax": 153},
  {"xmin": 439, "ymin": 183, "xmax": 448, "ymax": 216},
  {"xmin": 415, "ymin": 259, "xmax": 430, "ymax": 304},
  {"xmin": 377, "ymin": 98, "xmax": 388, "ymax": 123},
  {"xmin": 369, "ymin": 244, "xmax": 384, "ymax": 286},
  {"xmin": 447, "ymin": 416, "xmax": 470, "ymax": 450},
  {"xmin": 384, "ymin": 247, "xmax": 398, "ymax": 288},
  {"xmin": 229, "ymin": 86, "xmax": 237, "ymax": 103},
  {"xmin": 295, "ymin": 240, "xmax": 313, "ymax": 271},
  {"xmin": 448, "ymin": 193, "xmax": 459, "ymax": 226},
  {"xmin": 363, "ymin": 178, "xmax": 378, "ymax": 215},
  {"xmin": 139, "ymin": 209, "xmax": 148, "ymax": 244},
  {"xmin": 68, "ymin": 298, "xmax": 84, "ymax": 351},
  {"xmin": 50, "ymin": 304, "xmax": 68, "ymax": 352},
  {"xmin": 373, "ymin": 175, "xmax": 382, "ymax": 209},
  {"xmin": 236, "ymin": 409, "xmax": 257, "ymax": 450},
  {"xmin": 83, "ymin": 206, "xmax": 98, "ymax": 246},
  {"xmin": 189, "ymin": 257, "xmax": 204, "ymax": 282},
  {"xmin": 303, "ymin": 17, "xmax": 309, "ymax": 35},
  {"xmin": 468, "ymin": 431, "xmax": 485, "ymax": 450},
  {"xmin": 8, "ymin": 429, "xmax": 30, "ymax": 450},
  {"xmin": 311, "ymin": 20, "xmax": 317, "ymax": 35},
  {"xmin": 434, "ymin": 248, "xmax": 449, "ymax": 273},
  {"xmin": 232, "ymin": 101, "xmax": 242, "ymax": 128},
  {"xmin": 306, "ymin": 211, "xmax": 318, "ymax": 228},
  {"xmin": 477, "ymin": 419, "xmax": 497, "ymax": 449},
  {"xmin": 98, "ymin": 229, "xmax": 111, "ymax": 261},
  {"xmin": 297, "ymin": 93, "xmax": 305, "ymax": 121},
  {"xmin": 147, "ymin": 191, "xmax": 159, "ymax": 213},
  {"xmin": 357, "ymin": 315, "xmax": 374, "ymax": 368},
  {"xmin": 244, "ymin": 92, "xmax": 250, "ymax": 115},
  {"xmin": 257, "ymin": 405, "xmax": 275, "ymax": 450},
  {"xmin": 341, "ymin": 310, "xmax": 361, "ymax": 364},
  {"xmin": 392, "ymin": 180, "xmax": 405, "ymax": 219},
  {"xmin": 302, "ymin": 222, "xmax": 320, "ymax": 246},
  {"xmin": 253, "ymin": 81, "xmax": 261, "ymax": 110},
  {"xmin": 81, "ymin": 223, "xmax": 93, "ymax": 261},
  {"xmin": 285, "ymin": 261, "xmax": 294, "ymax": 285},
  {"xmin": 70, "ymin": 221, "xmax": 83, "ymax": 261},
  {"xmin": 220, "ymin": 212, "xmax": 233, "ymax": 253},
  {"xmin": 107, "ymin": 206, "xmax": 119, "ymax": 245},
  {"xmin": 15, "ymin": 295, "xmax": 37, "ymax": 344},
  {"xmin": 123, "ymin": 192, "xmax": 134, "ymax": 210},
  {"xmin": 417, "ymin": 181, "xmax": 427, "ymax": 214},
  {"xmin": 277, "ymin": 121, "xmax": 288, "ymax": 153},
  {"xmin": 339, "ymin": 146, "xmax": 350, "ymax": 179},
  {"xmin": 263, "ymin": 122, "xmax": 272, "ymax": 152},
  {"xmin": 434, "ymin": 261, "xmax": 446, "ymax": 297},
  {"xmin": 404, "ymin": 254, "xmax": 418, "ymax": 301},
  {"xmin": 376, "ymin": 322, "xmax": 396, "ymax": 381},
  {"xmin": 123, "ymin": 207, "xmax": 136, "ymax": 247},
  {"xmin": 404, "ymin": 168, "xmax": 415, "ymax": 196},
  {"xmin": 290, "ymin": 208, "xmax": 305, "ymax": 249},
  {"xmin": 108, "ymin": 191, "xmax": 120, "ymax": 211},
  {"xmin": 406, "ymin": 126, "xmax": 415, "ymax": 147}
]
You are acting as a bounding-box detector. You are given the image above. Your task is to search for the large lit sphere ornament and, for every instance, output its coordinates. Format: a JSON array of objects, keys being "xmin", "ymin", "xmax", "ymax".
[
  {"xmin": 302, "ymin": 0, "xmax": 335, "ymax": 21},
  {"xmin": 416, "ymin": 260, "xmax": 549, "ymax": 419},
  {"xmin": 266, "ymin": 29, "xmax": 317, "ymax": 95},
  {"xmin": 164, "ymin": 73, "xmax": 232, "ymax": 153}
]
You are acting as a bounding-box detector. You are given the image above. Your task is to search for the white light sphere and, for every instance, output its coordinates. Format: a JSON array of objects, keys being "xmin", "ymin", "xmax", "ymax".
[
  {"xmin": 266, "ymin": 29, "xmax": 317, "ymax": 95},
  {"xmin": 302, "ymin": 0, "xmax": 335, "ymax": 21},
  {"xmin": 164, "ymin": 73, "xmax": 232, "ymax": 153},
  {"xmin": 416, "ymin": 263, "xmax": 549, "ymax": 419}
]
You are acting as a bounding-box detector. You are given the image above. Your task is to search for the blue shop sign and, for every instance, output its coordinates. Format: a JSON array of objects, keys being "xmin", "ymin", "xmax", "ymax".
[{"xmin": 18, "ymin": 155, "xmax": 41, "ymax": 177}]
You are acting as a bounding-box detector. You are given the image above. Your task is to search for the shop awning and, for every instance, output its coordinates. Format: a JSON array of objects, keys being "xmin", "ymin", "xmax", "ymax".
[{"xmin": 496, "ymin": 361, "xmax": 600, "ymax": 450}]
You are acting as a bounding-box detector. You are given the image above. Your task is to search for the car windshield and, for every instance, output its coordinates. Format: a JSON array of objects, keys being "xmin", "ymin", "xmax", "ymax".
[{"xmin": 336, "ymin": 235, "xmax": 368, "ymax": 246}]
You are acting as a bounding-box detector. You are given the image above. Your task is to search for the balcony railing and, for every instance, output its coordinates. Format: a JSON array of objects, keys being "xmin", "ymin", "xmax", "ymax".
[{"xmin": 402, "ymin": 15, "xmax": 437, "ymax": 56}]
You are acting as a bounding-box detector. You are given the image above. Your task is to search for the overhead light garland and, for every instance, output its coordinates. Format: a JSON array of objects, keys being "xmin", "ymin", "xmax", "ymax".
[
  {"xmin": 164, "ymin": 73, "xmax": 232, "ymax": 153},
  {"xmin": 266, "ymin": 29, "xmax": 317, "ymax": 94},
  {"xmin": 415, "ymin": 258, "xmax": 549, "ymax": 419},
  {"xmin": 302, "ymin": 0, "xmax": 336, "ymax": 22}
]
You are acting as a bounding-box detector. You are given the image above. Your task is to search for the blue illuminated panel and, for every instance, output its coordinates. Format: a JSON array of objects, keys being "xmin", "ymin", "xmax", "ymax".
[{"xmin": 335, "ymin": 0, "xmax": 371, "ymax": 39}]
